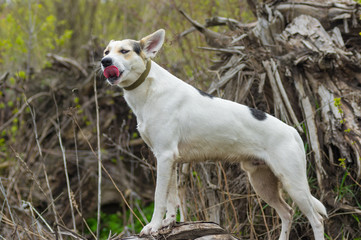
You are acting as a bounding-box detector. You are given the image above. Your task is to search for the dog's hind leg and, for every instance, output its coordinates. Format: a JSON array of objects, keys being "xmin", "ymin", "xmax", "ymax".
[
  {"xmin": 242, "ymin": 161, "xmax": 293, "ymax": 240},
  {"xmin": 282, "ymin": 175, "xmax": 325, "ymax": 240},
  {"xmin": 274, "ymin": 132, "xmax": 326, "ymax": 239}
]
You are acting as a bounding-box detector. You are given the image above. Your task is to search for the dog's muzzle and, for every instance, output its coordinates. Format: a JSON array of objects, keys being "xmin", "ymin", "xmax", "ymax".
[
  {"xmin": 101, "ymin": 57, "xmax": 113, "ymax": 68},
  {"xmin": 101, "ymin": 57, "xmax": 122, "ymax": 83}
]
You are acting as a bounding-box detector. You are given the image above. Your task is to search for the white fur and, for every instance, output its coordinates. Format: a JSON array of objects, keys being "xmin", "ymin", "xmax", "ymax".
[{"xmin": 101, "ymin": 29, "xmax": 327, "ymax": 240}]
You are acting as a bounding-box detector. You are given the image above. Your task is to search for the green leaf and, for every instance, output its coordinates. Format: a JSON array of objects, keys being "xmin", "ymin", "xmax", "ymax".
[{"xmin": 17, "ymin": 71, "xmax": 26, "ymax": 79}]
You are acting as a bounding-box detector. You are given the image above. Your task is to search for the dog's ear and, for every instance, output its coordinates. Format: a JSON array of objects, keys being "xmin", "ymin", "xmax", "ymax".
[{"xmin": 140, "ymin": 29, "xmax": 165, "ymax": 58}]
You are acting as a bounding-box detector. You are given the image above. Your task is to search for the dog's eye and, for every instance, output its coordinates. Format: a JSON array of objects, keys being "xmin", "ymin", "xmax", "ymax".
[
  {"xmin": 104, "ymin": 50, "xmax": 109, "ymax": 55},
  {"xmin": 120, "ymin": 49, "xmax": 130, "ymax": 54}
]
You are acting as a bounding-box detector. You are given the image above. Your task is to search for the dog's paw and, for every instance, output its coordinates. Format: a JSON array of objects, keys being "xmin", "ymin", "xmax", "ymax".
[
  {"xmin": 139, "ymin": 221, "xmax": 162, "ymax": 236},
  {"xmin": 162, "ymin": 214, "xmax": 176, "ymax": 227}
]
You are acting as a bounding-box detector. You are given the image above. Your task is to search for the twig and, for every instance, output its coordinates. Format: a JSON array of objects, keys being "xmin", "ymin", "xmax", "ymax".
[
  {"xmin": 256, "ymin": 196, "xmax": 271, "ymax": 239},
  {"xmin": 73, "ymin": 121, "xmax": 83, "ymax": 233},
  {"xmin": 189, "ymin": 166, "xmax": 201, "ymax": 221},
  {"xmin": 198, "ymin": 46, "xmax": 244, "ymax": 55},
  {"xmin": 179, "ymin": 16, "xmax": 255, "ymax": 38},
  {"xmin": 57, "ymin": 224, "xmax": 87, "ymax": 240},
  {"xmin": 0, "ymin": 213, "xmax": 50, "ymax": 240},
  {"xmin": 0, "ymin": 178, "xmax": 20, "ymax": 240},
  {"xmin": 200, "ymin": 164, "xmax": 220, "ymax": 190},
  {"xmin": 207, "ymin": 63, "xmax": 246, "ymax": 94},
  {"xmin": 24, "ymin": 94, "xmax": 62, "ymax": 239},
  {"xmin": 134, "ymin": 201, "xmax": 150, "ymax": 225},
  {"xmin": 101, "ymin": 165, "xmax": 145, "ymax": 227},
  {"xmin": 0, "ymin": 92, "xmax": 50, "ymax": 132},
  {"xmin": 71, "ymin": 191, "xmax": 97, "ymax": 239},
  {"xmin": 9, "ymin": 146, "xmax": 48, "ymax": 201},
  {"xmin": 193, "ymin": 194, "xmax": 257, "ymax": 216},
  {"xmin": 71, "ymin": 115, "xmax": 145, "ymax": 228},
  {"xmin": 178, "ymin": 163, "xmax": 190, "ymax": 222},
  {"xmin": 22, "ymin": 201, "xmax": 53, "ymax": 233},
  {"xmin": 52, "ymin": 94, "xmax": 77, "ymax": 232},
  {"xmin": 94, "ymin": 72, "xmax": 102, "ymax": 239},
  {"xmin": 102, "ymin": 134, "xmax": 155, "ymax": 171},
  {"xmin": 218, "ymin": 163, "xmax": 239, "ymax": 232}
]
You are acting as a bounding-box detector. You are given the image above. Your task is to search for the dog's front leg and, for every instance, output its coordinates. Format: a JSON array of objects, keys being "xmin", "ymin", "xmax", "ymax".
[
  {"xmin": 162, "ymin": 165, "xmax": 179, "ymax": 227},
  {"xmin": 140, "ymin": 153, "xmax": 175, "ymax": 236}
]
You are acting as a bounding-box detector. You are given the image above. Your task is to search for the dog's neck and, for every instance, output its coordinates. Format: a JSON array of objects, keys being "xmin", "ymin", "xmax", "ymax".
[
  {"xmin": 124, "ymin": 60, "xmax": 151, "ymax": 91},
  {"xmin": 123, "ymin": 61, "xmax": 178, "ymax": 119}
]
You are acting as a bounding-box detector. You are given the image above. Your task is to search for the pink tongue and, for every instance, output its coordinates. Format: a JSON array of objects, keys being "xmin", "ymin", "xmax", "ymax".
[{"xmin": 103, "ymin": 65, "xmax": 120, "ymax": 79}]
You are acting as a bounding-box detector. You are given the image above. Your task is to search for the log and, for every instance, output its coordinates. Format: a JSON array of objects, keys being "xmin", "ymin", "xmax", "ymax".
[{"xmin": 111, "ymin": 222, "xmax": 238, "ymax": 240}]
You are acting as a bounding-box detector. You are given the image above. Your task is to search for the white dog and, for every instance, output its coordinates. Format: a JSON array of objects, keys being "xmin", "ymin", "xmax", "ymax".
[{"xmin": 101, "ymin": 29, "xmax": 327, "ymax": 240}]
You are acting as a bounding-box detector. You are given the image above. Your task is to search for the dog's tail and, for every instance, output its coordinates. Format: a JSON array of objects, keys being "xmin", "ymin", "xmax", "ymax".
[
  {"xmin": 292, "ymin": 128, "xmax": 328, "ymax": 218},
  {"xmin": 311, "ymin": 196, "xmax": 328, "ymax": 218}
]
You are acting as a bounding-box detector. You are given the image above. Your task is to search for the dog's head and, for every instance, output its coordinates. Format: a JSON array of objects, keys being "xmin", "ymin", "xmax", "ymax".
[{"xmin": 101, "ymin": 29, "xmax": 165, "ymax": 87}]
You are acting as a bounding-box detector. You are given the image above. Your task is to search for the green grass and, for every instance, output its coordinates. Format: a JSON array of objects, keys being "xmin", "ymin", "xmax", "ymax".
[{"xmin": 86, "ymin": 202, "xmax": 154, "ymax": 239}]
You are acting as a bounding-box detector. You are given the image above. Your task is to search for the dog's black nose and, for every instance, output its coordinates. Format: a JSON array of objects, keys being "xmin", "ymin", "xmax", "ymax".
[{"xmin": 101, "ymin": 57, "xmax": 113, "ymax": 67}]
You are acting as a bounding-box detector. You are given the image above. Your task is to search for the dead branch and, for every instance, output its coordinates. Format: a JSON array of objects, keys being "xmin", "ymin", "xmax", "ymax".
[
  {"xmin": 179, "ymin": 9, "xmax": 231, "ymax": 48},
  {"xmin": 47, "ymin": 53, "xmax": 88, "ymax": 77},
  {"xmin": 273, "ymin": 0, "xmax": 359, "ymax": 31},
  {"xmin": 0, "ymin": 72, "xmax": 9, "ymax": 82}
]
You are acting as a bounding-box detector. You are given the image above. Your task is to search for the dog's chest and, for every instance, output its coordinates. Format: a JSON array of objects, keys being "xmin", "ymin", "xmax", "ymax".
[{"xmin": 136, "ymin": 121, "xmax": 153, "ymax": 148}]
